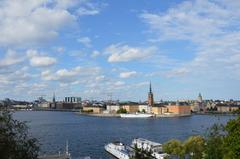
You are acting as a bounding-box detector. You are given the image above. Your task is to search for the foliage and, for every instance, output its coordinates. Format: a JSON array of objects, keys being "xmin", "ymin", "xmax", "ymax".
[
  {"xmin": 82, "ymin": 109, "xmax": 93, "ymax": 113},
  {"xmin": 204, "ymin": 124, "xmax": 225, "ymax": 159},
  {"xmin": 223, "ymin": 116, "xmax": 240, "ymax": 159},
  {"xmin": 163, "ymin": 115, "xmax": 240, "ymax": 159},
  {"xmin": 142, "ymin": 109, "xmax": 146, "ymax": 113},
  {"xmin": 184, "ymin": 136, "xmax": 205, "ymax": 159},
  {"xmin": 117, "ymin": 108, "xmax": 127, "ymax": 114},
  {"xmin": 163, "ymin": 139, "xmax": 184, "ymax": 159},
  {"xmin": 130, "ymin": 144, "xmax": 155, "ymax": 159},
  {"xmin": 0, "ymin": 110, "xmax": 39, "ymax": 159}
]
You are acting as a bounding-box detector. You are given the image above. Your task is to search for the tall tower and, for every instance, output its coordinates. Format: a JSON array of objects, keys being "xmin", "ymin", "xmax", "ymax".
[
  {"xmin": 148, "ymin": 82, "xmax": 154, "ymax": 106},
  {"xmin": 53, "ymin": 92, "xmax": 56, "ymax": 103},
  {"xmin": 197, "ymin": 93, "xmax": 203, "ymax": 103}
]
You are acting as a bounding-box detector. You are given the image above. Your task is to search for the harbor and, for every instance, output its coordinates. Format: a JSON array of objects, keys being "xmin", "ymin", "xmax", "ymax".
[{"xmin": 13, "ymin": 111, "xmax": 234, "ymax": 159}]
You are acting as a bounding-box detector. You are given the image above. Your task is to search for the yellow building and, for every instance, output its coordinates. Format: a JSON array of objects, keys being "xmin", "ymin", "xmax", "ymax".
[
  {"xmin": 151, "ymin": 106, "xmax": 168, "ymax": 115},
  {"xmin": 121, "ymin": 105, "xmax": 139, "ymax": 113},
  {"xmin": 217, "ymin": 105, "xmax": 240, "ymax": 113},
  {"xmin": 82, "ymin": 106, "xmax": 104, "ymax": 114},
  {"xmin": 166, "ymin": 104, "xmax": 191, "ymax": 115}
]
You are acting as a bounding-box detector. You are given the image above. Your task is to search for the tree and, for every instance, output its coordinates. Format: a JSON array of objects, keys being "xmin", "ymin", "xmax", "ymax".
[
  {"xmin": 117, "ymin": 108, "xmax": 127, "ymax": 114},
  {"xmin": 130, "ymin": 144, "xmax": 155, "ymax": 159},
  {"xmin": 183, "ymin": 136, "xmax": 205, "ymax": 159},
  {"xmin": 0, "ymin": 110, "xmax": 39, "ymax": 159},
  {"xmin": 163, "ymin": 139, "xmax": 184, "ymax": 159},
  {"xmin": 223, "ymin": 116, "xmax": 240, "ymax": 159},
  {"xmin": 204, "ymin": 124, "xmax": 225, "ymax": 159}
]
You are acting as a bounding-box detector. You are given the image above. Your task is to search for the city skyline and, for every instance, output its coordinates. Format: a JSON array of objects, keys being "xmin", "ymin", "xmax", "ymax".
[{"xmin": 0, "ymin": 0, "xmax": 240, "ymax": 101}]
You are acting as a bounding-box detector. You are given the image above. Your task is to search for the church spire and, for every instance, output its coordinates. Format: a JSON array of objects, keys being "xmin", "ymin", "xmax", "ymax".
[
  {"xmin": 53, "ymin": 92, "xmax": 56, "ymax": 103},
  {"xmin": 149, "ymin": 81, "xmax": 152, "ymax": 93}
]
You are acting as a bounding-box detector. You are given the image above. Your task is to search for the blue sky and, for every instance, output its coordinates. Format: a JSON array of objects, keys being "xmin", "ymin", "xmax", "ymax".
[{"xmin": 0, "ymin": 0, "xmax": 239, "ymax": 101}]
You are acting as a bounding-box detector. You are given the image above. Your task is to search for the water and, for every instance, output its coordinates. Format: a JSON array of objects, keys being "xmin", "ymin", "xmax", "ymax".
[{"xmin": 13, "ymin": 111, "xmax": 234, "ymax": 159}]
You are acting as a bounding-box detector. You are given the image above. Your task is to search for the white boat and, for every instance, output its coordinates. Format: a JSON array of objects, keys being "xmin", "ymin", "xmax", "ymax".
[
  {"xmin": 131, "ymin": 138, "xmax": 169, "ymax": 159},
  {"xmin": 104, "ymin": 142, "xmax": 130, "ymax": 159},
  {"xmin": 120, "ymin": 113, "xmax": 153, "ymax": 118}
]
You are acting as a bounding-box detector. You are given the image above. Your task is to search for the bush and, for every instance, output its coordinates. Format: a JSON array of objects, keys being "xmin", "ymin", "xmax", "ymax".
[{"xmin": 0, "ymin": 110, "xmax": 39, "ymax": 159}]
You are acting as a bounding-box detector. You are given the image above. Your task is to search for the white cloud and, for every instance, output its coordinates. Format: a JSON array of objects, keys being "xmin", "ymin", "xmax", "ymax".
[
  {"xmin": 27, "ymin": 49, "xmax": 57, "ymax": 67},
  {"xmin": 76, "ymin": 2, "xmax": 105, "ymax": 16},
  {"xmin": 119, "ymin": 71, "xmax": 137, "ymax": 78},
  {"xmin": 106, "ymin": 44, "xmax": 156, "ymax": 62},
  {"xmin": 41, "ymin": 66, "xmax": 101, "ymax": 83},
  {"xmin": 0, "ymin": 50, "xmax": 25, "ymax": 68},
  {"xmin": 0, "ymin": 0, "xmax": 104, "ymax": 47},
  {"xmin": 77, "ymin": 37, "xmax": 92, "ymax": 47},
  {"xmin": 141, "ymin": 0, "xmax": 240, "ymax": 80}
]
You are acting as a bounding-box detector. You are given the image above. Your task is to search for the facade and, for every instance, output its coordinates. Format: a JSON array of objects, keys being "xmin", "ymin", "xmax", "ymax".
[
  {"xmin": 151, "ymin": 106, "xmax": 168, "ymax": 115},
  {"xmin": 138, "ymin": 105, "xmax": 150, "ymax": 113},
  {"xmin": 121, "ymin": 105, "xmax": 139, "ymax": 113},
  {"xmin": 166, "ymin": 102, "xmax": 191, "ymax": 115},
  {"xmin": 217, "ymin": 105, "xmax": 240, "ymax": 112},
  {"xmin": 38, "ymin": 102, "xmax": 50, "ymax": 108},
  {"xmin": 83, "ymin": 106, "xmax": 104, "ymax": 114},
  {"xmin": 148, "ymin": 82, "xmax": 154, "ymax": 106},
  {"xmin": 64, "ymin": 97, "xmax": 81, "ymax": 103},
  {"xmin": 106, "ymin": 105, "xmax": 120, "ymax": 113}
]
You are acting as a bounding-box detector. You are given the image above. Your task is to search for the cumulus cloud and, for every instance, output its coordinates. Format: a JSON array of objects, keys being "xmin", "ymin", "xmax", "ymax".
[
  {"xmin": 141, "ymin": 0, "xmax": 240, "ymax": 79},
  {"xmin": 106, "ymin": 44, "xmax": 156, "ymax": 62},
  {"xmin": 0, "ymin": 0, "xmax": 103, "ymax": 47},
  {"xmin": 27, "ymin": 50, "xmax": 57, "ymax": 67},
  {"xmin": 41, "ymin": 66, "xmax": 101, "ymax": 83},
  {"xmin": 119, "ymin": 71, "xmax": 137, "ymax": 78},
  {"xmin": 0, "ymin": 50, "xmax": 25, "ymax": 68}
]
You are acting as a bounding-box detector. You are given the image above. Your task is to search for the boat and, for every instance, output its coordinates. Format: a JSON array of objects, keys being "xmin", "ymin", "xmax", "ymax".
[
  {"xmin": 131, "ymin": 138, "xmax": 169, "ymax": 159},
  {"xmin": 120, "ymin": 113, "xmax": 153, "ymax": 118},
  {"xmin": 104, "ymin": 141, "xmax": 130, "ymax": 159}
]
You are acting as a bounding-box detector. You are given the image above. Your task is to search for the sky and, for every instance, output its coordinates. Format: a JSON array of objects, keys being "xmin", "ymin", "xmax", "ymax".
[{"xmin": 0, "ymin": 0, "xmax": 240, "ymax": 101}]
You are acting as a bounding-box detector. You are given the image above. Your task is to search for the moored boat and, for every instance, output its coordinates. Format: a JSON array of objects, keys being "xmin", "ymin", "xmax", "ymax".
[
  {"xmin": 131, "ymin": 138, "xmax": 168, "ymax": 159},
  {"xmin": 104, "ymin": 142, "xmax": 130, "ymax": 159},
  {"xmin": 120, "ymin": 113, "xmax": 153, "ymax": 118}
]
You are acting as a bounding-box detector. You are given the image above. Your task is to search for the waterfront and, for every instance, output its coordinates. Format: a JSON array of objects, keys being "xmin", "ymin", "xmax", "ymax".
[{"xmin": 14, "ymin": 111, "xmax": 235, "ymax": 159}]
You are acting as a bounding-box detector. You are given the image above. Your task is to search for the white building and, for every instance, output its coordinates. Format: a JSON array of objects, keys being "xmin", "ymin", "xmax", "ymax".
[
  {"xmin": 107, "ymin": 105, "xmax": 120, "ymax": 113},
  {"xmin": 138, "ymin": 105, "xmax": 150, "ymax": 113}
]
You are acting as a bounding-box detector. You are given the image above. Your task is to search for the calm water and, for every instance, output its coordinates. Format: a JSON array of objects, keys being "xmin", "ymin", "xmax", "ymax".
[{"xmin": 13, "ymin": 111, "xmax": 234, "ymax": 159}]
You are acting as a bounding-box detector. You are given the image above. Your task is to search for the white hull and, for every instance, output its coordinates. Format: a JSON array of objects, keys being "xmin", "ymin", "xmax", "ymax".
[
  {"xmin": 105, "ymin": 143, "xmax": 129, "ymax": 159},
  {"xmin": 120, "ymin": 113, "xmax": 153, "ymax": 118}
]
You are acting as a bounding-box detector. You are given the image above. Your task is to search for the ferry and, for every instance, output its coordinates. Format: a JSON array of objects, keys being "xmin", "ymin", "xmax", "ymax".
[
  {"xmin": 104, "ymin": 142, "xmax": 130, "ymax": 159},
  {"xmin": 120, "ymin": 113, "xmax": 153, "ymax": 118},
  {"xmin": 131, "ymin": 138, "xmax": 169, "ymax": 159}
]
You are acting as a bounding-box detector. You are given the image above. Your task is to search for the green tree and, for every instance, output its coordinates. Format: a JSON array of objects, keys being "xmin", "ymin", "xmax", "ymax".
[
  {"xmin": 223, "ymin": 116, "xmax": 240, "ymax": 159},
  {"xmin": 163, "ymin": 139, "xmax": 184, "ymax": 159},
  {"xmin": 130, "ymin": 144, "xmax": 155, "ymax": 159},
  {"xmin": 0, "ymin": 110, "xmax": 39, "ymax": 159},
  {"xmin": 183, "ymin": 136, "xmax": 205, "ymax": 159},
  {"xmin": 204, "ymin": 124, "xmax": 225, "ymax": 159},
  {"xmin": 117, "ymin": 108, "xmax": 127, "ymax": 114}
]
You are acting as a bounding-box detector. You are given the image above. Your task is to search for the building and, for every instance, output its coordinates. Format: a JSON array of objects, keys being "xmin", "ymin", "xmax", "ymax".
[
  {"xmin": 106, "ymin": 105, "xmax": 120, "ymax": 113},
  {"xmin": 138, "ymin": 105, "xmax": 150, "ymax": 113},
  {"xmin": 121, "ymin": 104, "xmax": 139, "ymax": 113},
  {"xmin": 82, "ymin": 106, "xmax": 104, "ymax": 114},
  {"xmin": 64, "ymin": 97, "xmax": 81, "ymax": 103},
  {"xmin": 148, "ymin": 82, "xmax": 154, "ymax": 106},
  {"xmin": 217, "ymin": 104, "xmax": 240, "ymax": 113},
  {"xmin": 151, "ymin": 106, "xmax": 168, "ymax": 115},
  {"xmin": 192, "ymin": 93, "xmax": 205, "ymax": 112},
  {"xmin": 166, "ymin": 102, "xmax": 191, "ymax": 115}
]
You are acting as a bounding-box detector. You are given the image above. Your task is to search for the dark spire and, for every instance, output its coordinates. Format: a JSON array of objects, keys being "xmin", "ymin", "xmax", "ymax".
[
  {"xmin": 149, "ymin": 81, "xmax": 152, "ymax": 93},
  {"xmin": 53, "ymin": 92, "xmax": 56, "ymax": 103}
]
